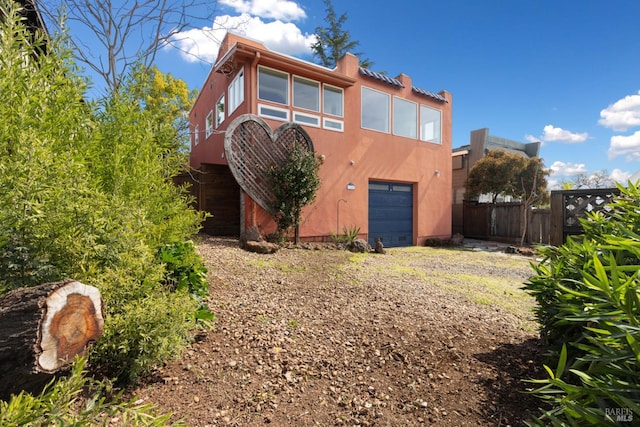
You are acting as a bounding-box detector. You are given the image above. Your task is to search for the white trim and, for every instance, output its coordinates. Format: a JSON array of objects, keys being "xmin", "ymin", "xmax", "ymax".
[
  {"xmin": 205, "ymin": 110, "xmax": 214, "ymax": 138},
  {"xmin": 258, "ymin": 103, "xmax": 289, "ymax": 122},
  {"xmin": 419, "ymin": 104, "xmax": 442, "ymax": 144},
  {"xmin": 392, "ymin": 96, "xmax": 418, "ymax": 139},
  {"xmin": 293, "ymin": 111, "xmax": 320, "ymax": 127},
  {"xmin": 228, "ymin": 68, "xmax": 244, "ymax": 114},
  {"xmin": 323, "ymin": 84, "xmax": 344, "ymax": 118},
  {"xmin": 215, "ymin": 94, "xmax": 225, "ymax": 128},
  {"xmin": 258, "ymin": 65, "xmax": 289, "ymax": 105},
  {"xmin": 361, "ymin": 86, "xmax": 390, "ymax": 134},
  {"xmin": 293, "ymin": 75, "xmax": 320, "ymax": 112},
  {"xmin": 323, "ymin": 117, "xmax": 344, "ymax": 132}
]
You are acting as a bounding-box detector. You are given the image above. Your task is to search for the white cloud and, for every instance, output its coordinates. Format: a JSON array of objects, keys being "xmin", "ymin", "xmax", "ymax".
[
  {"xmin": 598, "ymin": 93, "xmax": 640, "ymax": 131},
  {"xmin": 540, "ymin": 125, "xmax": 588, "ymax": 143},
  {"xmin": 548, "ymin": 160, "xmax": 588, "ymax": 177},
  {"xmin": 608, "ymin": 130, "xmax": 640, "ymax": 161},
  {"xmin": 169, "ymin": 13, "xmax": 315, "ymax": 64},
  {"xmin": 220, "ymin": 0, "xmax": 306, "ymax": 21},
  {"xmin": 610, "ymin": 168, "xmax": 632, "ymax": 183},
  {"xmin": 524, "ymin": 134, "xmax": 542, "ymax": 144}
]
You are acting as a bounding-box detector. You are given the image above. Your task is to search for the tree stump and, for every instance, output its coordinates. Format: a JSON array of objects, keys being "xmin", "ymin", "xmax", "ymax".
[{"xmin": 0, "ymin": 279, "xmax": 104, "ymax": 398}]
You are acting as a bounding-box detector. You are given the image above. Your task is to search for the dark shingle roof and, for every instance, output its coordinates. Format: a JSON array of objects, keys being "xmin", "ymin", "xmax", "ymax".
[
  {"xmin": 412, "ymin": 86, "xmax": 448, "ymax": 103},
  {"xmin": 359, "ymin": 68, "xmax": 404, "ymax": 88},
  {"xmin": 359, "ymin": 67, "xmax": 447, "ymax": 103}
]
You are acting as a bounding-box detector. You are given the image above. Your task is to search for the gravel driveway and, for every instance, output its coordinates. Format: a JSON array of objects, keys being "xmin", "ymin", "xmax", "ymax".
[{"xmin": 133, "ymin": 235, "xmax": 546, "ymax": 426}]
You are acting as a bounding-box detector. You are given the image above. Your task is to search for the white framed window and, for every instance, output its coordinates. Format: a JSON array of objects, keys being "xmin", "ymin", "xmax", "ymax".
[
  {"xmin": 323, "ymin": 84, "xmax": 343, "ymax": 117},
  {"xmin": 393, "ymin": 97, "xmax": 417, "ymax": 139},
  {"xmin": 258, "ymin": 66, "xmax": 289, "ymax": 105},
  {"xmin": 361, "ymin": 87, "xmax": 390, "ymax": 133},
  {"xmin": 194, "ymin": 124, "xmax": 199, "ymax": 146},
  {"xmin": 293, "ymin": 111, "xmax": 320, "ymax": 127},
  {"xmin": 228, "ymin": 68, "xmax": 244, "ymax": 114},
  {"xmin": 323, "ymin": 117, "xmax": 344, "ymax": 132},
  {"xmin": 205, "ymin": 110, "xmax": 214, "ymax": 138},
  {"xmin": 293, "ymin": 76, "xmax": 320, "ymax": 112},
  {"xmin": 216, "ymin": 95, "xmax": 225, "ymax": 128},
  {"xmin": 258, "ymin": 104, "xmax": 289, "ymax": 122},
  {"xmin": 420, "ymin": 105, "xmax": 442, "ymax": 144}
]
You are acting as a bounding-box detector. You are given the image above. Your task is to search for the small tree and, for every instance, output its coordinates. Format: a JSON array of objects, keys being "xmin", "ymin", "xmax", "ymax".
[
  {"xmin": 267, "ymin": 143, "xmax": 321, "ymax": 244},
  {"xmin": 514, "ymin": 157, "xmax": 549, "ymax": 245},
  {"xmin": 465, "ymin": 150, "xmax": 548, "ymax": 242},
  {"xmin": 311, "ymin": 0, "xmax": 372, "ymax": 69}
]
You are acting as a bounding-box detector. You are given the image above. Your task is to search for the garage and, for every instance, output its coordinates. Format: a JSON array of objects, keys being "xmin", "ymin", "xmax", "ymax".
[{"xmin": 368, "ymin": 181, "xmax": 413, "ymax": 247}]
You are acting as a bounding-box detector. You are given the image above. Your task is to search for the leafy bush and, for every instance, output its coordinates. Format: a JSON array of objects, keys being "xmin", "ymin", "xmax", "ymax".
[
  {"xmin": 158, "ymin": 240, "xmax": 215, "ymax": 324},
  {"xmin": 0, "ymin": 358, "xmax": 183, "ymax": 426},
  {"xmin": 524, "ymin": 182, "xmax": 640, "ymax": 425},
  {"xmin": 0, "ymin": 3, "xmax": 206, "ymax": 386},
  {"xmin": 267, "ymin": 141, "xmax": 321, "ymax": 242}
]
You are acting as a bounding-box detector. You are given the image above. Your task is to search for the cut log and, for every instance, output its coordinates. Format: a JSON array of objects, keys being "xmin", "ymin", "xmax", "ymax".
[{"xmin": 0, "ymin": 279, "xmax": 104, "ymax": 398}]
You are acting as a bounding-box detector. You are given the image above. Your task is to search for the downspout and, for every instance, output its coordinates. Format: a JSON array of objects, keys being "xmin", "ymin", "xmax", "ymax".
[{"xmin": 244, "ymin": 51, "xmax": 261, "ymax": 231}]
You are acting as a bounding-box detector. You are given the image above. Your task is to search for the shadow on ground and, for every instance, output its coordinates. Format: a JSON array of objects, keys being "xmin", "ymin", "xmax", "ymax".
[{"xmin": 475, "ymin": 338, "xmax": 549, "ymax": 426}]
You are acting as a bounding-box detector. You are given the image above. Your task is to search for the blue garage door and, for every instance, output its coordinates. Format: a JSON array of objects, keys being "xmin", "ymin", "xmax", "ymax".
[{"xmin": 368, "ymin": 181, "xmax": 413, "ymax": 247}]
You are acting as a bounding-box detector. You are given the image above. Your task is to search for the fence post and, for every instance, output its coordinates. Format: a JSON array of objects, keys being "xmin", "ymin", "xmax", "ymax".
[{"xmin": 550, "ymin": 191, "xmax": 564, "ymax": 246}]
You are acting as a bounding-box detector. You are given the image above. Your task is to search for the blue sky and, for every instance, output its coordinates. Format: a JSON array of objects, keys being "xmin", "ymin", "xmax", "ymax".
[{"xmin": 82, "ymin": 0, "xmax": 640, "ymax": 188}]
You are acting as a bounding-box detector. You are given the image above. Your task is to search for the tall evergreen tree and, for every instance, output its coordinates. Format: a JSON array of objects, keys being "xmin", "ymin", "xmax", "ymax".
[{"xmin": 311, "ymin": 0, "xmax": 372, "ymax": 69}]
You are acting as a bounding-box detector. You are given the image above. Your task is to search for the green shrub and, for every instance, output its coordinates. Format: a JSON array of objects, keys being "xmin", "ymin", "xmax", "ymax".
[
  {"xmin": 158, "ymin": 240, "xmax": 215, "ymax": 324},
  {"xmin": 0, "ymin": 3, "xmax": 205, "ymax": 387},
  {"xmin": 89, "ymin": 287, "xmax": 198, "ymax": 384},
  {"xmin": 267, "ymin": 141, "xmax": 321, "ymax": 243},
  {"xmin": 524, "ymin": 182, "xmax": 640, "ymax": 425},
  {"xmin": 0, "ymin": 358, "xmax": 183, "ymax": 426}
]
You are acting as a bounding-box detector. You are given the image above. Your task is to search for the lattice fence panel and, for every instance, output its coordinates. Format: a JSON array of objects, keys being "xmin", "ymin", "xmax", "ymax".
[
  {"xmin": 563, "ymin": 191, "xmax": 617, "ymax": 228},
  {"xmin": 224, "ymin": 115, "xmax": 314, "ymax": 211}
]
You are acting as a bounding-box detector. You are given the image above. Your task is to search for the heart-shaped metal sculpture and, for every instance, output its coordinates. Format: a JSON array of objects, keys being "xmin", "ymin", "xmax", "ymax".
[{"xmin": 224, "ymin": 114, "xmax": 315, "ymax": 211}]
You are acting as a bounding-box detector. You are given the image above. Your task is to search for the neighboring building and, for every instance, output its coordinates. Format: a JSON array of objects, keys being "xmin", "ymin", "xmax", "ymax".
[
  {"xmin": 451, "ymin": 128, "xmax": 541, "ymax": 234},
  {"xmin": 189, "ymin": 32, "xmax": 452, "ymax": 247}
]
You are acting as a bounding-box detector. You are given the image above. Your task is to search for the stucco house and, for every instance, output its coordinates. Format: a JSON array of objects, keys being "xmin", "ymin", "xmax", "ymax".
[
  {"xmin": 451, "ymin": 128, "xmax": 541, "ymax": 235},
  {"xmin": 189, "ymin": 32, "xmax": 452, "ymax": 247}
]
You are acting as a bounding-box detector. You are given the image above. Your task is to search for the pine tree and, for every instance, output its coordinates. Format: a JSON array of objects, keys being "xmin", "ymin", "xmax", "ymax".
[{"xmin": 311, "ymin": 0, "xmax": 372, "ymax": 69}]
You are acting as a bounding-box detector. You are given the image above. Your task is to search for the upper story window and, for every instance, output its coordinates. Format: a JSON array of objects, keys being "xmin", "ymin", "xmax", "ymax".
[
  {"xmin": 216, "ymin": 95, "xmax": 225, "ymax": 128},
  {"xmin": 293, "ymin": 76, "xmax": 320, "ymax": 112},
  {"xmin": 228, "ymin": 69, "xmax": 244, "ymax": 114},
  {"xmin": 258, "ymin": 66, "xmax": 288, "ymax": 105},
  {"xmin": 323, "ymin": 84, "xmax": 343, "ymax": 117},
  {"xmin": 361, "ymin": 87, "xmax": 390, "ymax": 133},
  {"xmin": 194, "ymin": 124, "xmax": 199, "ymax": 146},
  {"xmin": 205, "ymin": 111, "xmax": 214, "ymax": 138},
  {"xmin": 420, "ymin": 105, "xmax": 442, "ymax": 144},
  {"xmin": 393, "ymin": 97, "xmax": 417, "ymax": 139}
]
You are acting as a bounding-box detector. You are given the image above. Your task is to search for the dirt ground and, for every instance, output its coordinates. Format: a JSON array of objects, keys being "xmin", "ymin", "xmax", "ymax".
[{"xmin": 132, "ymin": 236, "xmax": 548, "ymax": 426}]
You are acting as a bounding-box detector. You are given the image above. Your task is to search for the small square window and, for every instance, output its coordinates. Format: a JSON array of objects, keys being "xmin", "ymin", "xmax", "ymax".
[
  {"xmin": 420, "ymin": 105, "xmax": 442, "ymax": 144},
  {"xmin": 258, "ymin": 104, "xmax": 289, "ymax": 121},
  {"xmin": 258, "ymin": 66, "xmax": 289, "ymax": 105},
  {"xmin": 205, "ymin": 111, "xmax": 214, "ymax": 138},
  {"xmin": 216, "ymin": 95, "xmax": 225, "ymax": 128},
  {"xmin": 228, "ymin": 69, "xmax": 244, "ymax": 114},
  {"xmin": 361, "ymin": 87, "xmax": 390, "ymax": 133},
  {"xmin": 293, "ymin": 76, "xmax": 320, "ymax": 112},
  {"xmin": 323, "ymin": 85, "xmax": 343, "ymax": 117}
]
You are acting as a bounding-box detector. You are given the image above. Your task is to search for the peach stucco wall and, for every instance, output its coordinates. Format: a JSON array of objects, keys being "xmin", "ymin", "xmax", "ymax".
[{"xmin": 189, "ymin": 34, "xmax": 452, "ymax": 244}]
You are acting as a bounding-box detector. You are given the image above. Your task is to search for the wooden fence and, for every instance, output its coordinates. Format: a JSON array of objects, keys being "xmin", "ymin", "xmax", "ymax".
[
  {"xmin": 463, "ymin": 188, "xmax": 621, "ymax": 246},
  {"xmin": 463, "ymin": 202, "xmax": 550, "ymax": 244}
]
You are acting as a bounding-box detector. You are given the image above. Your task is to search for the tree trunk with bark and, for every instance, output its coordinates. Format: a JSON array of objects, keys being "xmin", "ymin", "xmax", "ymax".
[{"xmin": 0, "ymin": 280, "xmax": 104, "ymax": 398}]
